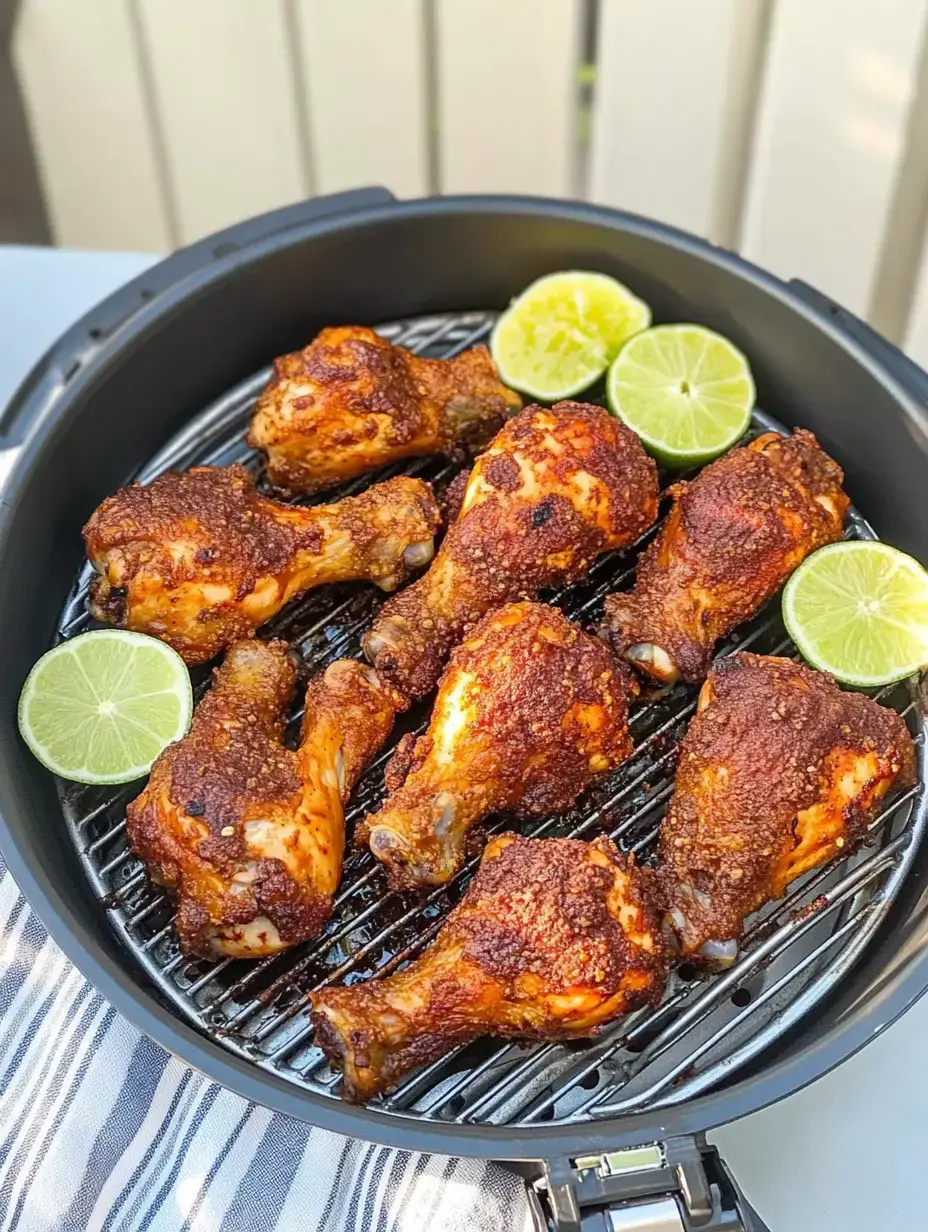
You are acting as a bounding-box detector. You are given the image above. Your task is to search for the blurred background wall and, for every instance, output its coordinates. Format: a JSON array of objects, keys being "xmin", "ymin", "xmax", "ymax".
[{"xmin": 6, "ymin": 0, "xmax": 928, "ymax": 365}]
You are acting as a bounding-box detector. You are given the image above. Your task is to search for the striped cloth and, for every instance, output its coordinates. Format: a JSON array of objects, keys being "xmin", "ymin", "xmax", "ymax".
[{"xmin": 0, "ymin": 853, "xmax": 532, "ymax": 1232}]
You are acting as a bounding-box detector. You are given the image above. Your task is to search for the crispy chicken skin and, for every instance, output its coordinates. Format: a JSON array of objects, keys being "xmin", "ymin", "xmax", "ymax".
[
  {"xmin": 312, "ymin": 832, "xmax": 667, "ymax": 1101},
  {"xmin": 247, "ymin": 325, "xmax": 522, "ymax": 495},
  {"xmin": 660, "ymin": 652, "xmax": 915, "ymax": 964},
  {"xmin": 600, "ymin": 430, "xmax": 849, "ymax": 685},
  {"xmin": 363, "ymin": 401, "xmax": 659, "ymax": 699},
  {"xmin": 126, "ymin": 640, "xmax": 403, "ymax": 958},
  {"xmin": 358, "ymin": 602, "xmax": 636, "ymax": 888},
  {"xmin": 84, "ymin": 465, "xmax": 440, "ymax": 665}
]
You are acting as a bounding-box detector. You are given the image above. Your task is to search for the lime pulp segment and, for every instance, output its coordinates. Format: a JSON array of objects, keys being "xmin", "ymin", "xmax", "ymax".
[
  {"xmin": 18, "ymin": 630, "xmax": 193, "ymax": 784},
  {"xmin": 607, "ymin": 323, "xmax": 755, "ymax": 466},
  {"xmin": 491, "ymin": 270, "xmax": 652, "ymax": 401},
  {"xmin": 783, "ymin": 541, "xmax": 928, "ymax": 686}
]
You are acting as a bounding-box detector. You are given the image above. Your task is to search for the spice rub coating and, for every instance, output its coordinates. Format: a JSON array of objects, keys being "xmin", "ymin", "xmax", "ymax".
[
  {"xmin": 660, "ymin": 652, "xmax": 915, "ymax": 960},
  {"xmin": 358, "ymin": 601, "xmax": 637, "ymax": 888},
  {"xmin": 248, "ymin": 325, "xmax": 522, "ymax": 495},
  {"xmin": 85, "ymin": 464, "xmax": 440, "ymax": 664},
  {"xmin": 127, "ymin": 640, "xmax": 403, "ymax": 958},
  {"xmin": 312, "ymin": 831, "xmax": 667, "ymax": 1101},
  {"xmin": 600, "ymin": 430, "xmax": 848, "ymax": 685},
  {"xmin": 363, "ymin": 401, "xmax": 659, "ymax": 699}
]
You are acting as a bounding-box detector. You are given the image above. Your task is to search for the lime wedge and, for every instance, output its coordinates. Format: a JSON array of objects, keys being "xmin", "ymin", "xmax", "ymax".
[
  {"xmin": 490, "ymin": 270, "xmax": 651, "ymax": 400},
  {"xmin": 607, "ymin": 324, "xmax": 755, "ymax": 466},
  {"xmin": 783, "ymin": 541, "xmax": 928, "ymax": 687},
  {"xmin": 18, "ymin": 630, "xmax": 193, "ymax": 784}
]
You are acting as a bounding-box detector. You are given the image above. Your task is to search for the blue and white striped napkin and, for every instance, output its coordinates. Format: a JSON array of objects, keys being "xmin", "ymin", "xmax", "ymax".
[{"xmin": 0, "ymin": 853, "xmax": 531, "ymax": 1232}]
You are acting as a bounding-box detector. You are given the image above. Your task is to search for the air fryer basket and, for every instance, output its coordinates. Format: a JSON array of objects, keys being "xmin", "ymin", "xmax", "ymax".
[
  {"xmin": 1, "ymin": 192, "xmax": 928, "ymax": 1230},
  {"xmin": 55, "ymin": 308, "xmax": 927, "ymax": 1133}
]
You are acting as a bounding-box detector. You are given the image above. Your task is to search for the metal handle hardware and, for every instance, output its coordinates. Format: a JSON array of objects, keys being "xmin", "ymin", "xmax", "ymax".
[{"xmin": 530, "ymin": 1137, "xmax": 767, "ymax": 1232}]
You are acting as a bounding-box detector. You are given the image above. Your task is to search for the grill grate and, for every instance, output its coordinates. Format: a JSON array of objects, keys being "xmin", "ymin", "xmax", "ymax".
[{"xmin": 56, "ymin": 311, "xmax": 927, "ymax": 1129}]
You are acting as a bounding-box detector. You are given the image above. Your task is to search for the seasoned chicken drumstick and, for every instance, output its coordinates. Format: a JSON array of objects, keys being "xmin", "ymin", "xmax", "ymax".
[
  {"xmin": 364, "ymin": 401, "xmax": 659, "ymax": 699},
  {"xmin": 312, "ymin": 832, "xmax": 667, "ymax": 1101},
  {"xmin": 358, "ymin": 602, "xmax": 636, "ymax": 888},
  {"xmin": 127, "ymin": 640, "xmax": 403, "ymax": 958},
  {"xmin": 660, "ymin": 652, "xmax": 915, "ymax": 964},
  {"xmin": 248, "ymin": 325, "xmax": 521, "ymax": 495},
  {"xmin": 600, "ymin": 430, "xmax": 848, "ymax": 685},
  {"xmin": 85, "ymin": 465, "xmax": 440, "ymax": 664}
]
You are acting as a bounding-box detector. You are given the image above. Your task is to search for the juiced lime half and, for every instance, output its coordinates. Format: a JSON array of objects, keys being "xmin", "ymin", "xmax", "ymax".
[
  {"xmin": 783, "ymin": 541, "xmax": 928, "ymax": 687},
  {"xmin": 490, "ymin": 270, "xmax": 651, "ymax": 400},
  {"xmin": 607, "ymin": 324, "xmax": 755, "ymax": 466},
  {"xmin": 18, "ymin": 630, "xmax": 193, "ymax": 784}
]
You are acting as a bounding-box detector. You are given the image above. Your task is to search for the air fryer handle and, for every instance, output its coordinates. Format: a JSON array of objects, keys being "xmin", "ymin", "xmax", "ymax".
[
  {"xmin": 788, "ymin": 278, "xmax": 928, "ymax": 404},
  {"xmin": 161, "ymin": 185, "xmax": 397, "ymax": 273},
  {"xmin": 529, "ymin": 1139, "xmax": 771, "ymax": 1231},
  {"xmin": 0, "ymin": 185, "xmax": 398, "ymax": 458}
]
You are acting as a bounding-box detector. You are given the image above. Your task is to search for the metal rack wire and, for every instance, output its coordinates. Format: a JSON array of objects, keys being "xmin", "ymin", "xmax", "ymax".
[{"xmin": 56, "ymin": 311, "xmax": 927, "ymax": 1129}]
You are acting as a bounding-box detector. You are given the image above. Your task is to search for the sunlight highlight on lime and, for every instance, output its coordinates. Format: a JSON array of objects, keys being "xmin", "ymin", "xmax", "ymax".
[
  {"xmin": 491, "ymin": 271, "xmax": 651, "ymax": 401},
  {"xmin": 783, "ymin": 541, "xmax": 928, "ymax": 687},
  {"xmin": 18, "ymin": 630, "xmax": 193, "ymax": 784},
  {"xmin": 607, "ymin": 324, "xmax": 755, "ymax": 467}
]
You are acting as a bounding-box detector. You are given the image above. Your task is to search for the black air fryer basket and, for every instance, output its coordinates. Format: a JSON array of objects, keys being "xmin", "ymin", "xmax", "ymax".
[{"xmin": 1, "ymin": 189, "xmax": 927, "ymax": 1232}]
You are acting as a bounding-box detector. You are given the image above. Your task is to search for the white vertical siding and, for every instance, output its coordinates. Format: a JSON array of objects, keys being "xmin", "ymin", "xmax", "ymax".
[
  {"xmin": 740, "ymin": 0, "xmax": 928, "ymax": 316},
  {"xmin": 434, "ymin": 0, "xmax": 583, "ymax": 196},
  {"xmin": 135, "ymin": 0, "xmax": 309, "ymax": 244},
  {"xmin": 10, "ymin": 0, "xmax": 928, "ymax": 359},
  {"xmin": 590, "ymin": 0, "xmax": 756, "ymax": 240},
  {"xmin": 12, "ymin": 0, "xmax": 171, "ymax": 251},
  {"xmin": 902, "ymin": 234, "xmax": 928, "ymax": 365},
  {"xmin": 292, "ymin": 0, "xmax": 429, "ymax": 198}
]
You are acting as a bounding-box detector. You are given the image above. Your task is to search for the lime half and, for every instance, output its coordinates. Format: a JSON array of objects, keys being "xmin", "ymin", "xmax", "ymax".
[
  {"xmin": 491, "ymin": 270, "xmax": 651, "ymax": 401},
  {"xmin": 783, "ymin": 541, "xmax": 928, "ymax": 687},
  {"xmin": 18, "ymin": 630, "xmax": 193, "ymax": 784},
  {"xmin": 607, "ymin": 324, "xmax": 755, "ymax": 466}
]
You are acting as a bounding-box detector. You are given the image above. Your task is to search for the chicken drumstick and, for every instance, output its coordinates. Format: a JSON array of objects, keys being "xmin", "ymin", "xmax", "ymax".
[
  {"xmin": 248, "ymin": 325, "xmax": 521, "ymax": 495},
  {"xmin": 660, "ymin": 652, "xmax": 915, "ymax": 964},
  {"xmin": 358, "ymin": 601, "xmax": 637, "ymax": 888},
  {"xmin": 600, "ymin": 430, "xmax": 848, "ymax": 685},
  {"xmin": 363, "ymin": 401, "xmax": 659, "ymax": 699},
  {"xmin": 127, "ymin": 640, "xmax": 403, "ymax": 957},
  {"xmin": 312, "ymin": 832, "xmax": 667, "ymax": 1101},
  {"xmin": 85, "ymin": 465, "xmax": 440, "ymax": 664}
]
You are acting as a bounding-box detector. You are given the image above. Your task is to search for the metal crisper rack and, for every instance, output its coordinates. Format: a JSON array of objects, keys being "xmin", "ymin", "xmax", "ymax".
[{"xmin": 55, "ymin": 310, "xmax": 927, "ymax": 1129}]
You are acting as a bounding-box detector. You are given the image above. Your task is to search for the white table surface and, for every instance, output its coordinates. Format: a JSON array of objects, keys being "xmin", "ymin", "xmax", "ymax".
[{"xmin": 1, "ymin": 243, "xmax": 926, "ymax": 1232}]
